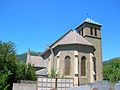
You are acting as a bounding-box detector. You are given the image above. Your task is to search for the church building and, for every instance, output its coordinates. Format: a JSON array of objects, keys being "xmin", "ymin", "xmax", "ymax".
[{"xmin": 26, "ymin": 18, "xmax": 103, "ymax": 85}]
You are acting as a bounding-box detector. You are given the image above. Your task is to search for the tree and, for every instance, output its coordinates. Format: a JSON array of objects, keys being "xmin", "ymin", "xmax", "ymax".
[
  {"xmin": 49, "ymin": 68, "xmax": 57, "ymax": 78},
  {"xmin": 103, "ymin": 57, "xmax": 120, "ymax": 83},
  {"xmin": 0, "ymin": 41, "xmax": 17, "ymax": 90},
  {"xmin": 15, "ymin": 62, "xmax": 36, "ymax": 81},
  {"xmin": 0, "ymin": 41, "xmax": 36, "ymax": 90},
  {"xmin": 0, "ymin": 72, "xmax": 9, "ymax": 90}
]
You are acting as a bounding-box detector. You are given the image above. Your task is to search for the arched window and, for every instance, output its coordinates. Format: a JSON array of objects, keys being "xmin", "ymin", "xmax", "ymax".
[
  {"xmin": 64, "ymin": 56, "xmax": 70, "ymax": 75},
  {"xmin": 81, "ymin": 56, "xmax": 86, "ymax": 76}
]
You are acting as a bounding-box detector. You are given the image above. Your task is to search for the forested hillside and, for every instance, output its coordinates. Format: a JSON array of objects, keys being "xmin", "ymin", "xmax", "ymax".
[
  {"xmin": 103, "ymin": 57, "xmax": 120, "ymax": 83},
  {"xmin": 17, "ymin": 51, "xmax": 41, "ymax": 62}
]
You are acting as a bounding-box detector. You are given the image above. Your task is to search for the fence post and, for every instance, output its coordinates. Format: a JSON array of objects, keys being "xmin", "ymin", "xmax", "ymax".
[{"xmin": 55, "ymin": 78, "xmax": 58, "ymax": 89}]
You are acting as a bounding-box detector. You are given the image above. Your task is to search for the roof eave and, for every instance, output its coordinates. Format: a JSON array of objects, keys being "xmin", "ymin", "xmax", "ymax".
[
  {"xmin": 76, "ymin": 22, "xmax": 102, "ymax": 30},
  {"xmin": 41, "ymin": 48, "xmax": 50, "ymax": 56},
  {"xmin": 41, "ymin": 30, "xmax": 73, "ymax": 55},
  {"xmin": 49, "ymin": 29, "xmax": 73, "ymax": 48},
  {"xmin": 55, "ymin": 43, "xmax": 94, "ymax": 47},
  {"xmin": 54, "ymin": 43, "xmax": 96, "ymax": 52}
]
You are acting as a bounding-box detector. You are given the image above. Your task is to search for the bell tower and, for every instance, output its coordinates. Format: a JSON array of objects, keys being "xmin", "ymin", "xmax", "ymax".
[{"xmin": 76, "ymin": 18, "xmax": 103, "ymax": 81}]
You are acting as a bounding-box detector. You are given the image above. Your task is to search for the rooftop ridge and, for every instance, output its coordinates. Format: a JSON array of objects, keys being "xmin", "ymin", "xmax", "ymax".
[
  {"xmin": 85, "ymin": 18, "xmax": 102, "ymax": 26},
  {"xmin": 75, "ymin": 18, "xmax": 102, "ymax": 29}
]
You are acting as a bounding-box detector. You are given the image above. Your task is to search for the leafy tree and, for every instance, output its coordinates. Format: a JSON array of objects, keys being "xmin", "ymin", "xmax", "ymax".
[
  {"xmin": 15, "ymin": 62, "xmax": 36, "ymax": 81},
  {"xmin": 103, "ymin": 57, "xmax": 120, "ymax": 83},
  {"xmin": 49, "ymin": 68, "xmax": 57, "ymax": 78},
  {"xmin": 0, "ymin": 71, "xmax": 11, "ymax": 90},
  {"xmin": 0, "ymin": 41, "xmax": 17, "ymax": 90},
  {"xmin": 26, "ymin": 64, "xmax": 36, "ymax": 80},
  {"xmin": 0, "ymin": 41, "xmax": 36, "ymax": 90}
]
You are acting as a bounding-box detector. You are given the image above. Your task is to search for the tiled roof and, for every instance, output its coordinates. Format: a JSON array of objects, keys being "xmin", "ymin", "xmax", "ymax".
[
  {"xmin": 36, "ymin": 68, "xmax": 48, "ymax": 76},
  {"xmin": 51, "ymin": 30, "xmax": 93, "ymax": 48},
  {"xmin": 27, "ymin": 55, "xmax": 46, "ymax": 67},
  {"xmin": 84, "ymin": 18, "xmax": 101, "ymax": 26},
  {"xmin": 76, "ymin": 18, "xmax": 102, "ymax": 29}
]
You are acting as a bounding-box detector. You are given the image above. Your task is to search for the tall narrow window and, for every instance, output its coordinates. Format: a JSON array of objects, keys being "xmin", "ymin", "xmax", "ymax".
[
  {"xmin": 94, "ymin": 28, "xmax": 97, "ymax": 36},
  {"xmin": 81, "ymin": 29, "xmax": 83, "ymax": 36},
  {"xmin": 64, "ymin": 56, "xmax": 70, "ymax": 75},
  {"xmin": 92, "ymin": 57, "xmax": 96, "ymax": 81},
  {"xmin": 81, "ymin": 56, "xmax": 86, "ymax": 76},
  {"xmin": 90, "ymin": 27, "xmax": 93, "ymax": 35},
  {"xmin": 79, "ymin": 30, "xmax": 81, "ymax": 35}
]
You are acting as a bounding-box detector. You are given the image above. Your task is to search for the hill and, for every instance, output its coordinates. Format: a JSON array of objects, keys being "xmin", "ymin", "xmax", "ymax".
[
  {"xmin": 103, "ymin": 57, "xmax": 120, "ymax": 66},
  {"xmin": 103, "ymin": 57, "xmax": 120, "ymax": 83},
  {"xmin": 17, "ymin": 51, "xmax": 41, "ymax": 63}
]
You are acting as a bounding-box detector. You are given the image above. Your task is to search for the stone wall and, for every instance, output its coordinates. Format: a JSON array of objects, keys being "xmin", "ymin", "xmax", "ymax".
[{"xmin": 12, "ymin": 80, "xmax": 37, "ymax": 90}]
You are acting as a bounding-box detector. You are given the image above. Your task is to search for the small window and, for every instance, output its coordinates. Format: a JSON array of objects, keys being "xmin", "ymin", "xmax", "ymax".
[
  {"xmin": 94, "ymin": 28, "xmax": 97, "ymax": 36},
  {"xmin": 75, "ymin": 55, "xmax": 78, "ymax": 58},
  {"xmin": 57, "ymin": 56, "xmax": 59, "ymax": 58},
  {"xmin": 90, "ymin": 27, "xmax": 93, "ymax": 35},
  {"xmin": 75, "ymin": 74, "xmax": 78, "ymax": 77}
]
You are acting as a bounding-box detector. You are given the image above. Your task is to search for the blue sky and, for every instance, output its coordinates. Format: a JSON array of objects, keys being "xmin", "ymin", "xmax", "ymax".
[{"xmin": 0, "ymin": 0, "xmax": 120, "ymax": 60}]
